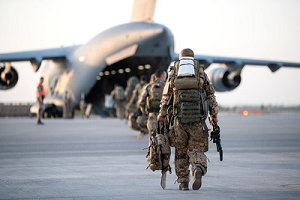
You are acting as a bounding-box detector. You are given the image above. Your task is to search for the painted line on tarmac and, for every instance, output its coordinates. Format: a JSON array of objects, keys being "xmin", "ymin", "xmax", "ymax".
[
  {"xmin": 285, "ymin": 185, "xmax": 300, "ymax": 188},
  {"xmin": 0, "ymin": 178, "xmax": 41, "ymax": 199},
  {"xmin": 0, "ymin": 149, "xmax": 143, "ymax": 155},
  {"xmin": 268, "ymin": 153, "xmax": 300, "ymax": 158}
]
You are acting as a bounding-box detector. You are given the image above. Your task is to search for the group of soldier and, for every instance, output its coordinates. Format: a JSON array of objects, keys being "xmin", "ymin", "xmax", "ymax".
[
  {"xmin": 36, "ymin": 47, "xmax": 219, "ymax": 191},
  {"xmin": 36, "ymin": 48, "xmax": 219, "ymax": 190},
  {"xmin": 110, "ymin": 48, "xmax": 219, "ymax": 191}
]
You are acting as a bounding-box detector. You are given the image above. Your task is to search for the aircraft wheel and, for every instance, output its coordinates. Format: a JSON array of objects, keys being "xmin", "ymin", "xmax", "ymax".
[{"xmin": 43, "ymin": 108, "xmax": 54, "ymax": 118}]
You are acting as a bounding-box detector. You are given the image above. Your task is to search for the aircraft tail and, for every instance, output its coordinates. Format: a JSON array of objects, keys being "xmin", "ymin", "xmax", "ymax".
[{"xmin": 131, "ymin": 0, "xmax": 156, "ymax": 23}]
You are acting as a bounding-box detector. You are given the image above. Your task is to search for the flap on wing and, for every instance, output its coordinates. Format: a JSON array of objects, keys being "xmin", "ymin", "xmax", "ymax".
[
  {"xmin": 131, "ymin": 0, "xmax": 156, "ymax": 23},
  {"xmin": 0, "ymin": 46, "xmax": 80, "ymax": 72}
]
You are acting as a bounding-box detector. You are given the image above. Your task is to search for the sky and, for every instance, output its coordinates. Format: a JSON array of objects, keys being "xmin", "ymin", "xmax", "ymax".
[{"xmin": 0, "ymin": 0, "xmax": 300, "ymax": 107}]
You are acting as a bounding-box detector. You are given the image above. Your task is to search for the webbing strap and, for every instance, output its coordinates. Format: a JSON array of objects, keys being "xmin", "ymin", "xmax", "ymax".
[{"xmin": 202, "ymin": 119, "xmax": 209, "ymax": 138}]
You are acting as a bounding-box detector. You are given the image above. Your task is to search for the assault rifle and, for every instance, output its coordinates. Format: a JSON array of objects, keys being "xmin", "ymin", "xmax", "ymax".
[{"xmin": 210, "ymin": 120, "xmax": 223, "ymax": 161}]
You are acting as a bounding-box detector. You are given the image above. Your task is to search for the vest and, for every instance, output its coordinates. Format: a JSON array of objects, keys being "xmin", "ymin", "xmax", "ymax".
[{"xmin": 36, "ymin": 82, "xmax": 45, "ymax": 99}]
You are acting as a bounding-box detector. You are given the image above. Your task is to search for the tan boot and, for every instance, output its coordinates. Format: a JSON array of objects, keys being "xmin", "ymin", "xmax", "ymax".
[
  {"xmin": 179, "ymin": 182, "xmax": 189, "ymax": 191},
  {"xmin": 192, "ymin": 167, "xmax": 202, "ymax": 190}
]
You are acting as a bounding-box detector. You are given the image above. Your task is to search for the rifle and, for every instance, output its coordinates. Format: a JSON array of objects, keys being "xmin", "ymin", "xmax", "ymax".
[{"xmin": 210, "ymin": 120, "xmax": 223, "ymax": 161}]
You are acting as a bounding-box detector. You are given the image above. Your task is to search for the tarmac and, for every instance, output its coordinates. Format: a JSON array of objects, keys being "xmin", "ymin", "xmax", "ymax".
[{"xmin": 0, "ymin": 113, "xmax": 300, "ymax": 199}]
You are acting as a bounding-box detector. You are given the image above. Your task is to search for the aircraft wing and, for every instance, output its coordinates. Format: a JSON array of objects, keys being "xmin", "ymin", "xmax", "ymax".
[
  {"xmin": 173, "ymin": 53, "xmax": 300, "ymax": 72},
  {"xmin": 0, "ymin": 46, "xmax": 80, "ymax": 72}
]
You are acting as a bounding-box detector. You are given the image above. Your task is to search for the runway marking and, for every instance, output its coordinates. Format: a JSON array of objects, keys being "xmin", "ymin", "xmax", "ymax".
[
  {"xmin": 286, "ymin": 185, "xmax": 300, "ymax": 188},
  {"xmin": 0, "ymin": 149, "xmax": 142, "ymax": 155},
  {"xmin": 268, "ymin": 153, "xmax": 300, "ymax": 158},
  {"xmin": 0, "ymin": 178, "xmax": 41, "ymax": 199}
]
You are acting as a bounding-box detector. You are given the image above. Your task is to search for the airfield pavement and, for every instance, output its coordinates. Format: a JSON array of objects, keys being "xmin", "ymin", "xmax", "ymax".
[{"xmin": 0, "ymin": 113, "xmax": 300, "ymax": 200}]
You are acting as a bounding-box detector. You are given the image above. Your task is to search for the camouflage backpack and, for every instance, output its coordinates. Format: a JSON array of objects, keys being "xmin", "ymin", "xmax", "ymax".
[
  {"xmin": 115, "ymin": 86, "xmax": 125, "ymax": 101},
  {"xmin": 146, "ymin": 122, "xmax": 172, "ymax": 173},
  {"xmin": 146, "ymin": 80, "xmax": 165, "ymax": 113},
  {"xmin": 172, "ymin": 57, "xmax": 208, "ymax": 124},
  {"xmin": 125, "ymin": 76, "xmax": 139, "ymax": 100}
]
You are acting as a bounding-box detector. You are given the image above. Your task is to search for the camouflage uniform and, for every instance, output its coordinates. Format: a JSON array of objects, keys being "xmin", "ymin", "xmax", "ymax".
[
  {"xmin": 140, "ymin": 79, "xmax": 166, "ymax": 140},
  {"xmin": 159, "ymin": 68, "xmax": 218, "ymax": 184},
  {"xmin": 110, "ymin": 86, "xmax": 126, "ymax": 119},
  {"xmin": 124, "ymin": 76, "xmax": 139, "ymax": 101},
  {"xmin": 131, "ymin": 81, "xmax": 147, "ymax": 107},
  {"xmin": 130, "ymin": 81, "xmax": 148, "ymax": 137}
]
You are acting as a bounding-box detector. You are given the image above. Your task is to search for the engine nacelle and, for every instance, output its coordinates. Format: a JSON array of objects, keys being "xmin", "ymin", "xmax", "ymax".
[
  {"xmin": 208, "ymin": 67, "xmax": 241, "ymax": 92},
  {"xmin": 0, "ymin": 66, "xmax": 19, "ymax": 90}
]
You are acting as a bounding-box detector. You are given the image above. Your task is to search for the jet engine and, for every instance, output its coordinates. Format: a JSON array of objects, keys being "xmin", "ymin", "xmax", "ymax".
[
  {"xmin": 0, "ymin": 64, "xmax": 19, "ymax": 90},
  {"xmin": 208, "ymin": 67, "xmax": 241, "ymax": 92}
]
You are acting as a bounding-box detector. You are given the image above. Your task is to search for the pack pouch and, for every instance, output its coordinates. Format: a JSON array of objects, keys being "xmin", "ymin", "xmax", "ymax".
[
  {"xmin": 173, "ymin": 58, "xmax": 204, "ymax": 90},
  {"xmin": 176, "ymin": 89, "xmax": 205, "ymax": 124}
]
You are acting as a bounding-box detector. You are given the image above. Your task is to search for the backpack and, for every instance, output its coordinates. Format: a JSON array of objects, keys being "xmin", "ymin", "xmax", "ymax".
[
  {"xmin": 125, "ymin": 76, "xmax": 139, "ymax": 100},
  {"xmin": 146, "ymin": 122, "xmax": 171, "ymax": 173},
  {"xmin": 146, "ymin": 80, "xmax": 165, "ymax": 113},
  {"xmin": 172, "ymin": 58, "xmax": 208, "ymax": 124},
  {"xmin": 115, "ymin": 86, "xmax": 125, "ymax": 101}
]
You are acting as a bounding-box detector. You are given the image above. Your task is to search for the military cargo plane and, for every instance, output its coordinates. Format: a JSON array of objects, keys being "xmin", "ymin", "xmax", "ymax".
[{"xmin": 0, "ymin": 0, "xmax": 299, "ymax": 117}]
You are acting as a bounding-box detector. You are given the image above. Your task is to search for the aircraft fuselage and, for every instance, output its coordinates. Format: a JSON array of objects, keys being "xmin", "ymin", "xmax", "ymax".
[{"xmin": 41, "ymin": 22, "xmax": 174, "ymax": 116}]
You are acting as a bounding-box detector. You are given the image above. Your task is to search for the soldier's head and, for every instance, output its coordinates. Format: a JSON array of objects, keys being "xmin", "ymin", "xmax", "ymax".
[
  {"xmin": 40, "ymin": 77, "xmax": 44, "ymax": 83},
  {"xmin": 179, "ymin": 48, "xmax": 194, "ymax": 59},
  {"xmin": 154, "ymin": 69, "xmax": 167, "ymax": 82}
]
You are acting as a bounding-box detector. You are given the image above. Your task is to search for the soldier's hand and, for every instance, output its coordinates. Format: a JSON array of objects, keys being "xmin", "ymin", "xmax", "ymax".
[
  {"xmin": 211, "ymin": 117, "xmax": 218, "ymax": 123},
  {"xmin": 210, "ymin": 131, "xmax": 220, "ymax": 140},
  {"xmin": 157, "ymin": 115, "xmax": 165, "ymax": 122}
]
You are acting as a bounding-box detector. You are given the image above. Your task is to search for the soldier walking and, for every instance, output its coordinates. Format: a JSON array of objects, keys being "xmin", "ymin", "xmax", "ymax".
[
  {"xmin": 140, "ymin": 70, "xmax": 172, "ymax": 188},
  {"xmin": 110, "ymin": 84, "xmax": 126, "ymax": 119},
  {"xmin": 158, "ymin": 48, "xmax": 219, "ymax": 190}
]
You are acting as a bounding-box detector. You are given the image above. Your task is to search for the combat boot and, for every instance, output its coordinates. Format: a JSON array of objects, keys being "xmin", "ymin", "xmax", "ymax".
[
  {"xmin": 192, "ymin": 167, "xmax": 202, "ymax": 190},
  {"xmin": 37, "ymin": 120, "xmax": 44, "ymax": 125},
  {"xmin": 179, "ymin": 182, "xmax": 189, "ymax": 191}
]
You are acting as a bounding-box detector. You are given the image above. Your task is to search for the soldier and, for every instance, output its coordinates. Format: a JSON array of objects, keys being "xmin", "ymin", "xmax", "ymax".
[
  {"xmin": 130, "ymin": 75, "xmax": 147, "ymax": 107},
  {"xmin": 110, "ymin": 84, "xmax": 126, "ymax": 119},
  {"xmin": 135, "ymin": 74, "xmax": 156, "ymax": 140},
  {"xmin": 126, "ymin": 75, "xmax": 147, "ymax": 120},
  {"xmin": 36, "ymin": 77, "xmax": 45, "ymax": 125},
  {"xmin": 80, "ymin": 93, "xmax": 87, "ymax": 118},
  {"xmin": 63, "ymin": 91, "xmax": 73, "ymax": 119},
  {"xmin": 124, "ymin": 76, "xmax": 139, "ymax": 102},
  {"xmin": 63, "ymin": 91, "xmax": 69, "ymax": 119},
  {"xmin": 157, "ymin": 48, "xmax": 219, "ymax": 191},
  {"xmin": 126, "ymin": 75, "xmax": 147, "ymax": 139},
  {"xmin": 139, "ymin": 70, "xmax": 166, "ymax": 140},
  {"xmin": 140, "ymin": 70, "xmax": 172, "ymax": 189}
]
